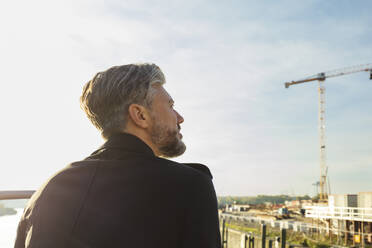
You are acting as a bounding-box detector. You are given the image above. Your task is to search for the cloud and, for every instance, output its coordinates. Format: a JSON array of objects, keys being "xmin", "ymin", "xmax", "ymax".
[{"xmin": 0, "ymin": 0, "xmax": 371, "ymax": 196}]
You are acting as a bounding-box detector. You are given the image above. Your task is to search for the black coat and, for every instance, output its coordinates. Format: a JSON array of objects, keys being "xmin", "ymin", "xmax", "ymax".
[{"xmin": 15, "ymin": 133, "xmax": 221, "ymax": 248}]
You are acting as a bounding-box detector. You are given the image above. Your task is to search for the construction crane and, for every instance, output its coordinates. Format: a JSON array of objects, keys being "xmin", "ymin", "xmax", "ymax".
[
  {"xmin": 312, "ymin": 181, "xmax": 320, "ymax": 197},
  {"xmin": 285, "ymin": 63, "xmax": 372, "ymax": 202}
]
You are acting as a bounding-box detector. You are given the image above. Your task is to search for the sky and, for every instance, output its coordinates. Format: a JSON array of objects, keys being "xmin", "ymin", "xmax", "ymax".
[{"xmin": 0, "ymin": 0, "xmax": 371, "ymax": 196}]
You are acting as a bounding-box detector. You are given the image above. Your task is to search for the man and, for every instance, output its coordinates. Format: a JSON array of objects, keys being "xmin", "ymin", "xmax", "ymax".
[{"xmin": 15, "ymin": 63, "xmax": 221, "ymax": 248}]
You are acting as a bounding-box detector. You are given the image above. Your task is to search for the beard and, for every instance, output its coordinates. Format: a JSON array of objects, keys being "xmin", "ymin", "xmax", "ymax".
[{"xmin": 150, "ymin": 118, "xmax": 186, "ymax": 158}]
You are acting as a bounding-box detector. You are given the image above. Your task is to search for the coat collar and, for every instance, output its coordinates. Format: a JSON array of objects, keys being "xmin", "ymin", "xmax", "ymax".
[
  {"xmin": 87, "ymin": 132, "xmax": 213, "ymax": 179},
  {"xmin": 93, "ymin": 132, "xmax": 155, "ymax": 158}
]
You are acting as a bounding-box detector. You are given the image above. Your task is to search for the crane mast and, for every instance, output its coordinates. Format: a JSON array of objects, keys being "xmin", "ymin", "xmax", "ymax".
[
  {"xmin": 285, "ymin": 64, "xmax": 372, "ymax": 202},
  {"xmin": 318, "ymin": 79, "xmax": 327, "ymax": 201}
]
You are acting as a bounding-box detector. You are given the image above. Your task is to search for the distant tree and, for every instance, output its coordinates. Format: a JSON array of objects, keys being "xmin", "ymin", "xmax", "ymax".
[
  {"xmin": 218, "ymin": 194, "xmax": 312, "ymax": 208},
  {"xmin": 311, "ymin": 194, "xmax": 320, "ymax": 203}
]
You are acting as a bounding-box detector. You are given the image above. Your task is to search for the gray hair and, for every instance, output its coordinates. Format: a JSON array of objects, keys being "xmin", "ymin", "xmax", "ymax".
[{"xmin": 80, "ymin": 63, "xmax": 165, "ymax": 139}]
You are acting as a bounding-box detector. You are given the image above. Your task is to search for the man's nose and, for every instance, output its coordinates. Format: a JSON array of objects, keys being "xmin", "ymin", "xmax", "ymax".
[{"xmin": 175, "ymin": 110, "xmax": 184, "ymax": 124}]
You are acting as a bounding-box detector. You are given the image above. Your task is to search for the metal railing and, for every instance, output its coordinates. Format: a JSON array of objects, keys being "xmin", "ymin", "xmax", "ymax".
[
  {"xmin": 0, "ymin": 190, "xmax": 35, "ymax": 200},
  {"xmin": 305, "ymin": 205, "xmax": 372, "ymax": 222}
]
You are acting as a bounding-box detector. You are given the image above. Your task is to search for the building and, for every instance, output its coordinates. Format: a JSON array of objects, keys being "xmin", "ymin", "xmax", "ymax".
[
  {"xmin": 225, "ymin": 204, "xmax": 250, "ymax": 212},
  {"xmin": 305, "ymin": 192, "xmax": 372, "ymax": 246}
]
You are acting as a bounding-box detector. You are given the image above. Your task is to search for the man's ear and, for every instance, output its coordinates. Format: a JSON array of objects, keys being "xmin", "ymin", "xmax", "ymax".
[{"xmin": 127, "ymin": 104, "xmax": 151, "ymax": 129}]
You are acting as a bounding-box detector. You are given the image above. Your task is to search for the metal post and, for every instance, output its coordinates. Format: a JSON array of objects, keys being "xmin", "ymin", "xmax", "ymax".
[
  {"xmin": 226, "ymin": 228, "xmax": 228, "ymax": 248},
  {"xmin": 362, "ymin": 221, "xmax": 365, "ymax": 248},
  {"xmin": 281, "ymin": 229, "xmax": 286, "ymax": 248},
  {"xmin": 337, "ymin": 220, "xmax": 340, "ymax": 245},
  {"xmin": 317, "ymin": 219, "xmax": 320, "ymax": 240},
  {"xmin": 261, "ymin": 224, "xmax": 266, "ymax": 248},
  {"xmin": 345, "ymin": 220, "xmax": 348, "ymax": 246},
  {"xmin": 250, "ymin": 236, "xmax": 255, "ymax": 248},
  {"xmin": 221, "ymin": 218, "xmax": 225, "ymax": 247},
  {"xmin": 268, "ymin": 240, "xmax": 273, "ymax": 248},
  {"xmin": 353, "ymin": 220, "xmax": 355, "ymax": 246}
]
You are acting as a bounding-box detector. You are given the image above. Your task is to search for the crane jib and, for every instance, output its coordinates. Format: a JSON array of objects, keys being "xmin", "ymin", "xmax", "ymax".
[{"xmin": 284, "ymin": 63, "xmax": 372, "ymax": 88}]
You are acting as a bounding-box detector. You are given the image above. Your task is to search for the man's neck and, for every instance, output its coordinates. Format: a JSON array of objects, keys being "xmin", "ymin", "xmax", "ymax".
[{"xmin": 123, "ymin": 125, "xmax": 159, "ymax": 157}]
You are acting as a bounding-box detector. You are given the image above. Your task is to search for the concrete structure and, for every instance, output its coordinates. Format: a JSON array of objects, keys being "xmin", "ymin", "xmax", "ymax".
[
  {"xmin": 328, "ymin": 194, "xmax": 357, "ymax": 208},
  {"xmin": 305, "ymin": 192, "xmax": 372, "ymax": 246},
  {"xmin": 358, "ymin": 192, "xmax": 372, "ymax": 216},
  {"xmin": 359, "ymin": 192, "xmax": 372, "ymax": 208}
]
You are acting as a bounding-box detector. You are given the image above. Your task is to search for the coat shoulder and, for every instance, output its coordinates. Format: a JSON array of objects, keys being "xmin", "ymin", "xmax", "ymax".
[
  {"xmin": 153, "ymin": 157, "xmax": 213, "ymax": 180},
  {"xmin": 182, "ymin": 163, "xmax": 213, "ymax": 179}
]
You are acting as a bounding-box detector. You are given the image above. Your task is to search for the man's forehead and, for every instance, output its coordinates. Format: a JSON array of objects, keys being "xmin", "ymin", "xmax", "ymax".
[{"xmin": 155, "ymin": 85, "xmax": 174, "ymax": 102}]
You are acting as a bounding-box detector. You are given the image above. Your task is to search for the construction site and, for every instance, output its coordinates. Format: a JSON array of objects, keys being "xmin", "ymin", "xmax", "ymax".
[
  {"xmin": 220, "ymin": 192, "xmax": 372, "ymax": 247},
  {"xmin": 285, "ymin": 63, "xmax": 372, "ymax": 247},
  {"xmin": 220, "ymin": 64, "xmax": 372, "ymax": 248}
]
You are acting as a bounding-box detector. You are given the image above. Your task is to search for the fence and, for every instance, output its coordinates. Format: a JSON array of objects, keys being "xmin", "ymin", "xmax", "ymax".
[
  {"xmin": 220, "ymin": 217, "xmax": 307, "ymax": 248},
  {"xmin": 220, "ymin": 213, "xmax": 372, "ymax": 248},
  {"xmin": 305, "ymin": 206, "xmax": 372, "ymax": 222}
]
